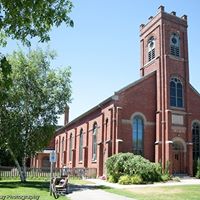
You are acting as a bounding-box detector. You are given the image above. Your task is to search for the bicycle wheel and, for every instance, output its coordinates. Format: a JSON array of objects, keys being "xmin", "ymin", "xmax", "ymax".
[{"xmin": 51, "ymin": 184, "xmax": 59, "ymax": 199}]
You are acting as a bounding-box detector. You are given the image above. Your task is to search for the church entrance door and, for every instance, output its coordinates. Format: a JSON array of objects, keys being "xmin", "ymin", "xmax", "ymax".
[{"xmin": 172, "ymin": 140, "xmax": 185, "ymax": 174}]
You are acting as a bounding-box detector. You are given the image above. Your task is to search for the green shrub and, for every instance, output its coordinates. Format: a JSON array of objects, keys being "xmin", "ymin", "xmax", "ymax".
[
  {"xmin": 130, "ymin": 175, "xmax": 143, "ymax": 184},
  {"xmin": 106, "ymin": 153, "xmax": 162, "ymax": 183},
  {"xmin": 118, "ymin": 175, "xmax": 131, "ymax": 185},
  {"xmin": 161, "ymin": 174, "xmax": 171, "ymax": 182},
  {"xmin": 107, "ymin": 175, "xmax": 118, "ymax": 183},
  {"xmin": 196, "ymin": 158, "xmax": 200, "ymax": 179},
  {"xmin": 106, "ymin": 153, "xmax": 135, "ymax": 182},
  {"xmin": 123, "ymin": 155, "xmax": 162, "ymax": 182},
  {"xmin": 164, "ymin": 160, "xmax": 170, "ymax": 175}
]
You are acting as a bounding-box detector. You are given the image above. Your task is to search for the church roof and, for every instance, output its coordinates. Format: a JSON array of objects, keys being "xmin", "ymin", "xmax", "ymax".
[
  {"xmin": 56, "ymin": 71, "xmax": 156, "ymax": 134},
  {"xmin": 189, "ymin": 83, "xmax": 200, "ymax": 96}
]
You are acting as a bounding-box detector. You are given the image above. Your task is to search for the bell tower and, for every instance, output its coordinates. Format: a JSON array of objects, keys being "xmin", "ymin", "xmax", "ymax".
[{"xmin": 139, "ymin": 6, "xmax": 192, "ymax": 174}]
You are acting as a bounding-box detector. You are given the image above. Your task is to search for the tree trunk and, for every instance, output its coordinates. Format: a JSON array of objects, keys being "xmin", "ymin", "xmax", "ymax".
[
  {"xmin": 22, "ymin": 157, "xmax": 27, "ymax": 182},
  {"xmin": 7, "ymin": 146, "xmax": 27, "ymax": 182}
]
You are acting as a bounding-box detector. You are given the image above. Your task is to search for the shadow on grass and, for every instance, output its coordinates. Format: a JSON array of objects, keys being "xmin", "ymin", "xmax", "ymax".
[
  {"xmin": 0, "ymin": 180, "xmax": 50, "ymax": 192},
  {"xmin": 0, "ymin": 180, "xmax": 112, "ymax": 195}
]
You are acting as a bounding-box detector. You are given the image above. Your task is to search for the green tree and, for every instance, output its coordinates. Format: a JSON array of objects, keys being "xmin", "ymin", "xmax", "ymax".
[
  {"xmin": 0, "ymin": 0, "xmax": 74, "ymax": 46},
  {"xmin": 0, "ymin": 55, "xmax": 12, "ymax": 100},
  {"xmin": 0, "ymin": 0, "xmax": 74, "ymax": 101},
  {"xmin": 1, "ymin": 48, "xmax": 72, "ymax": 182},
  {"xmin": 0, "ymin": 55, "xmax": 12, "ymax": 148},
  {"xmin": 0, "ymin": 0, "xmax": 74, "ymax": 181}
]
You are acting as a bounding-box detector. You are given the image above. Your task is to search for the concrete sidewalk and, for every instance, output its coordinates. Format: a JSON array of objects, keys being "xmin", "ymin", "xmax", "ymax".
[
  {"xmin": 87, "ymin": 176, "xmax": 200, "ymax": 189},
  {"xmin": 67, "ymin": 180, "xmax": 136, "ymax": 200},
  {"xmin": 68, "ymin": 189, "xmax": 136, "ymax": 200}
]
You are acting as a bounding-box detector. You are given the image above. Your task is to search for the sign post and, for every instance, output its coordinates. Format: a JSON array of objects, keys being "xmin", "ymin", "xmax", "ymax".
[{"xmin": 49, "ymin": 150, "xmax": 57, "ymax": 195}]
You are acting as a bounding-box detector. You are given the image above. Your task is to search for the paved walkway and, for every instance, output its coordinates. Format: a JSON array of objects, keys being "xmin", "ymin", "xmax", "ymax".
[
  {"xmin": 68, "ymin": 188, "xmax": 136, "ymax": 200},
  {"xmin": 67, "ymin": 177, "xmax": 200, "ymax": 200},
  {"xmin": 87, "ymin": 176, "xmax": 200, "ymax": 189},
  {"xmin": 67, "ymin": 183, "xmax": 136, "ymax": 200}
]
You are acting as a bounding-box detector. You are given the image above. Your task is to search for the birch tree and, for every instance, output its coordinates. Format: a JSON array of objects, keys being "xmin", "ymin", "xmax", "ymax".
[{"xmin": 1, "ymin": 48, "xmax": 72, "ymax": 182}]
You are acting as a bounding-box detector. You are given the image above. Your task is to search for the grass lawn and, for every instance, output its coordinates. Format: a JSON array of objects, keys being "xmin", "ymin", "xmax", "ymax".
[
  {"xmin": 104, "ymin": 185, "xmax": 200, "ymax": 200},
  {"xmin": 0, "ymin": 180, "xmax": 69, "ymax": 200},
  {"xmin": 0, "ymin": 178, "xmax": 94, "ymax": 200}
]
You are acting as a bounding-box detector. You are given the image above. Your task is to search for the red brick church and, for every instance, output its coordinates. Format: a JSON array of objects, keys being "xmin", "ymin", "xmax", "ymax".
[{"xmin": 33, "ymin": 6, "xmax": 200, "ymax": 177}]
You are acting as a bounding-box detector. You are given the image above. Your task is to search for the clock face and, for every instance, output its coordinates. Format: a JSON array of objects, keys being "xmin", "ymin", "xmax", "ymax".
[{"xmin": 172, "ymin": 37, "xmax": 177, "ymax": 44}]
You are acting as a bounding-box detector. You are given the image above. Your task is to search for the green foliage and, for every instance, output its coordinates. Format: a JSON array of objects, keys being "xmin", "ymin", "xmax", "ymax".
[
  {"xmin": 0, "ymin": 31, "xmax": 7, "ymax": 47},
  {"xmin": 0, "ymin": 55, "xmax": 13, "ymax": 147},
  {"xmin": 0, "ymin": 48, "xmax": 72, "ymax": 181},
  {"xmin": 164, "ymin": 160, "xmax": 170, "ymax": 175},
  {"xmin": 130, "ymin": 175, "xmax": 143, "ymax": 184},
  {"xmin": 5, "ymin": 48, "xmax": 72, "ymax": 155},
  {"xmin": 118, "ymin": 175, "xmax": 143, "ymax": 185},
  {"xmin": 106, "ymin": 153, "xmax": 162, "ymax": 184},
  {"xmin": 118, "ymin": 175, "xmax": 131, "ymax": 185},
  {"xmin": 0, "ymin": 0, "xmax": 74, "ymax": 46},
  {"xmin": 161, "ymin": 174, "xmax": 171, "ymax": 182},
  {"xmin": 0, "ymin": 148, "xmax": 17, "ymax": 166},
  {"xmin": 107, "ymin": 175, "xmax": 118, "ymax": 183},
  {"xmin": 0, "ymin": 55, "xmax": 12, "ymax": 101},
  {"xmin": 195, "ymin": 158, "xmax": 200, "ymax": 178},
  {"xmin": 106, "ymin": 152, "xmax": 135, "ymax": 182},
  {"xmin": 160, "ymin": 160, "xmax": 171, "ymax": 182}
]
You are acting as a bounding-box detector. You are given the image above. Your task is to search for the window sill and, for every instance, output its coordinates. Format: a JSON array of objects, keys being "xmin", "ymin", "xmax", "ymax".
[
  {"xmin": 143, "ymin": 56, "xmax": 159, "ymax": 68},
  {"xmin": 168, "ymin": 55, "xmax": 184, "ymax": 62},
  {"xmin": 92, "ymin": 160, "xmax": 97, "ymax": 163},
  {"xmin": 170, "ymin": 106, "xmax": 185, "ymax": 111}
]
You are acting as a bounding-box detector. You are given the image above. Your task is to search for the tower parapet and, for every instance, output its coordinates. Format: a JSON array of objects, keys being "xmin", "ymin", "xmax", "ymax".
[{"xmin": 140, "ymin": 5, "xmax": 187, "ymax": 35}]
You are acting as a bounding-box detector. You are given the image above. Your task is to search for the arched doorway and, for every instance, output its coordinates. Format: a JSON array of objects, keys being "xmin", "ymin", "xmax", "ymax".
[{"xmin": 172, "ymin": 138, "xmax": 186, "ymax": 174}]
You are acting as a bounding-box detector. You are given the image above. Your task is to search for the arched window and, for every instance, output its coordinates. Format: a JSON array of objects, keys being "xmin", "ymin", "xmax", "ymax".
[
  {"xmin": 69, "ymin": 133, "xmax": 73, "ymax": 162},
  {"xmin": 132, "ymin": 116, "xmax": 144, "ymax": 155},
  {"xmin": 170, "ymin": 77, "xmax": 183, "ymax": 108},
  {"xmin": 170, "ymin": 33, "xmax": 180, "ymax": 57},
  {"xmin": 79, "ymin": 129, "xmax": 83, "ymax": 162},
  {"xmin": 92, "ymin": 123, "xmax": 97, "ymax": 161},
  {"xmin": 192, "ymin": 122, "xmax": 200, "ymax": 161},
  {"xmin": 148, "ymin": 36, "xmax": 155, "ymax": 62}
]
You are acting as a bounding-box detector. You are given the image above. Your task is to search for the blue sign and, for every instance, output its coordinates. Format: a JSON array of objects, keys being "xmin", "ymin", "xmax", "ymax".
[{"xmin": 49, "ymin": 151, "xmax": 57, "ymax": 162}]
